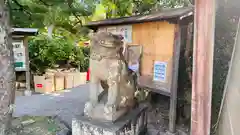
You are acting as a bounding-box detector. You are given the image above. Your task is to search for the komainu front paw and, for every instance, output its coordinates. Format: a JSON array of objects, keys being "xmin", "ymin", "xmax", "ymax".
[{"xmin": 104, "ymin": 104, "xmax": 117, "ymax": 114}]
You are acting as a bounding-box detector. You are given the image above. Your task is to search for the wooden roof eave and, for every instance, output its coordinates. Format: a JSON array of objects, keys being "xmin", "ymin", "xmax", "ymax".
[{"xmin": 85, "ymin": 7, "xmax": 194, "ymax": 30}]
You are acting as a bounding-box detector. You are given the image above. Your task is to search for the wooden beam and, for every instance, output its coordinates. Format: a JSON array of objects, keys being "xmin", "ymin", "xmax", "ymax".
[
  {"xmin": 191, "ymin": 0, "xmax": 215, "ymax": 134},
  {"xmin": 169, "ymin": 25, "xmax": 181, "ymax": 133},
  {"xmin": 24, "ymin": 37, "xmax": 31, "ymax": 93}
]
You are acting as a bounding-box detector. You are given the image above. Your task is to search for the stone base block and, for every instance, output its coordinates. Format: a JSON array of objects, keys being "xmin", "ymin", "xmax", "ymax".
[
  {"xmin": 165, "ymin": 131, "xmax": 179, "ymax": 135},
  {"xmin": 85, "ymin": 103, "xmax": 127, "ymax": 122},
  {"xmin": 72, "ymin": 105, "xmax": 148, "ymax": 135}
]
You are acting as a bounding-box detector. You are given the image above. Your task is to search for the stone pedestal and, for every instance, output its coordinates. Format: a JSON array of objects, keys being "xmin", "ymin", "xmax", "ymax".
[
  {"xmin": 165, "ymin": 131, "xmax": 179, "ymax": 135},
  {"xmin": 84, "ymin": 103, "xmax": 127, "ymax": 122},
  {"xmin": 72, "ymin": 105, "xmax": 148, "ymax": 135}
]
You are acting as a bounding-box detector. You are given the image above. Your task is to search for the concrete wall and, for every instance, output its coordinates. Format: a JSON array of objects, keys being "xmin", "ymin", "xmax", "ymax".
[
  {"xmin": 218, "ymin": 21, "xmax": 240, "ymax": 135},
  {"xmin": 214, "ymin": 0, "xmax": 240, "ymax": 134}
]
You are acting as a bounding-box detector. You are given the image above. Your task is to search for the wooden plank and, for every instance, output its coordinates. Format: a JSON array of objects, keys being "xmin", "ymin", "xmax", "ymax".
[
  {"xmin": 168, "ymin": 25, "xmax": 181, "ymax": 133},
  {"xmin": 140, "ymin": 55, "xmax": 154, "ymax": 76},
  {"xmin": 132, "ymin": 21, "xmax": 175, "ymax": 93},
  {"xmin": 23, "ymin": 37, "xmax": 31, "ymax": 92},
  {"xmin": 138, "ymin": 75, "xmax": 171, "ymax": 96}
]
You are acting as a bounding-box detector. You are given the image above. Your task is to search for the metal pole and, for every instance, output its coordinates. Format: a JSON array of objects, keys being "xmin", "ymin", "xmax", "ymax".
[{"xmin": 191, "ymin": 0, "xmax": 215, "ymax": 135}]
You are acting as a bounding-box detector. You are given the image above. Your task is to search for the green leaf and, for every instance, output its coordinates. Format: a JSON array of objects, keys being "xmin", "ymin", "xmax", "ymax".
[{"xmin": 92, "ymin": 3, "xmax": 106, "ymax": 21}]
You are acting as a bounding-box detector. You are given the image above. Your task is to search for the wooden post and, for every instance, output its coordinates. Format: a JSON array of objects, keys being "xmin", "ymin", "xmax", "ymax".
[
  {"xmin": 24, "ymin": 37, "xmax": 31, "ymax": 94},
  {"xmin": 169, "ymin": 25, "xmax": 181, "ymax": 134},
  {"xmin": 0, "ymin": 1, "xmax": 15, "ymax": 134},
  {"xmin": 191, "ymin": 0, "xmax": 215, "ymax": 134}
]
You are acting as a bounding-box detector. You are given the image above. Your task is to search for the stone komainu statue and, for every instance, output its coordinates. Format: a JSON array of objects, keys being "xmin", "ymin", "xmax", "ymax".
[{"xmin": 84, "ymin": 31, "xmax": 136, "ymax": 120}]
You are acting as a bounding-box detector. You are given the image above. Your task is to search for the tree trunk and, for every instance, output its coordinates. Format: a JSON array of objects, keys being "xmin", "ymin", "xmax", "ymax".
[{"xmin": 0, "ymin": 1, "xmax": 15, "ymax": 134}]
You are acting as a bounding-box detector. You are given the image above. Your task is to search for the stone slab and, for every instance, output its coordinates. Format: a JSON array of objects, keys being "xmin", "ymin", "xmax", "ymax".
[{"xmin": 72, "ymin": 105, "xmax": 148, "ymax": 135}]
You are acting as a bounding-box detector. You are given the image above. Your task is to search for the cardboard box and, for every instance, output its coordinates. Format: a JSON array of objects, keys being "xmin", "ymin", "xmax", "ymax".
[
  {"xmin": 34, "ymin": 75, "xmax": 55, "ymax": 93},
  {"xmin": 54, "ymin": 72, "xmax": 65, "ymax": 91},
  {"xmin": 44, "ymin": 68, "xmax": 86, "ymax": 90},
  {"xmin": 73, "ymin": 72, "xmax": 87, "ymax": 87},
  {"xmin": 45, "ymin": 69, "xmax": 57, "ymax": 76},
  {"xmin": 63, "ymin": 72, "xmax": 74, "ymax": 89},
  {"xmin": 80, "ymin": 72, "xmax": 87, "ymax": 84}
]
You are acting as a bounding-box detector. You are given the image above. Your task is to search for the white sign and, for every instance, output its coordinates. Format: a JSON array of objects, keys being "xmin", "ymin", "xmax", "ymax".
[
  {"xmin": 106, "ymin": 26, "xmax": 117, "ymax": 33},
  {"xmin": 117, "ymin": 25, "xmax": 132, "ymax": 43},
  {"xmin": 153, "ymin": 61, "xmax": 167, "ymax": 82},
  {"xmin": 13, "ymin": 40, "xmax": 26, "ymax": 71},
  {"xmin": 106, "ymin": 25, "xmax": 132, "ymax": 43}
]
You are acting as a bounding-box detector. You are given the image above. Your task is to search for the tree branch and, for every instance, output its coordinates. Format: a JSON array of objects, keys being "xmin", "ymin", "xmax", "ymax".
[
  {"xmin": 67, "ymin": 0, "xmax": 83, "ymax": 26},
  {"xmin": 11, "ymin": 0, "xmax": 32, "ymax": 17},
  {"xmin": 38, "ymin": 0, "xmax": 53, "ymax": 6}
]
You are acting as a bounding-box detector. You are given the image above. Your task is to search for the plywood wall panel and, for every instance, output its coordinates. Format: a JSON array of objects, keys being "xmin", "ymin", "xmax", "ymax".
[
  {"xmin": 141, "ymin": 55, "xmax": 155, "ymax": 76},
  {"xmin": 132, "ymin": 21, "xmax": 176, "ymax": 81}
]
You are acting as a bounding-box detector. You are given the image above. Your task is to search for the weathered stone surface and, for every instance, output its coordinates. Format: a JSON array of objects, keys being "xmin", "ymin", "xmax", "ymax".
[
  {"xmin": 147, "ymin": 128, "xmax": 160, "ymax": 135},
  {"xmin": 73, "ymin": 105, "xmax": 148, "ymax": 135},
  {"xmin": 165, "ymin": 131, "xmax": 179, "ymax": 135},
  {"xmin": 84, "ymin": 103, "xmax": 127, "ymax": 122},
  {"xmin": 56, "ymin": 129, "xmax": 71, "ymax": 135},
  {"xmin": 85, "ymin": 31, "xmax": 136, "ymax": 122}
]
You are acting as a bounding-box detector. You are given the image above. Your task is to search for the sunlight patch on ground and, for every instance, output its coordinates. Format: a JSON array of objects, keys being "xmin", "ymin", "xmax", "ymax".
[{"xmin": 39, "ymin": 89, "xmax": 71, "ymax": 96}]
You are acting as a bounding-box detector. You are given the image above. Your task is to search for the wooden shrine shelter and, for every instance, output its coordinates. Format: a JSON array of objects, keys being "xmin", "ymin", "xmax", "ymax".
[
  {"xmin": 86, "ymin": 7, "xmax": 193, "ymax": 134},
  {"xmin": 12, "ymin": 28, "xmax": 38, "ymax": 92}
]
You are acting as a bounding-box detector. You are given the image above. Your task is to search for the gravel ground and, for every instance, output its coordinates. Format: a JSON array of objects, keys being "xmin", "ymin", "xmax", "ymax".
[{"xmin": 13, "ymin": 84, "xmax": 90, "ymax": 127}]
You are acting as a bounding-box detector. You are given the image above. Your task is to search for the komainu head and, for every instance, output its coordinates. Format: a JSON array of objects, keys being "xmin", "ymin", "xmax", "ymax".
[{"xmin": 90, "ymin": 31, "xmax": 124, "ymax": 48}]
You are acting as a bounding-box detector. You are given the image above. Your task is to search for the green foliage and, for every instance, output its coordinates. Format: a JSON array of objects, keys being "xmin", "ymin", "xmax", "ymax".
[
  {"xmin": 9, "ymin": 0, "xmax": 191, "ymax": 75},
  {"xmin": 79, "ymin": 46, "xmax": 90, "ymax": 72},
  {"xmin": 95, "ymin": 0, "xmax": 191, "ymax": 18},
  {"xmin": 29, "ymin": 35, "xmax": 89, "ymax": 75},
  {"xmin": 8, "ymin": 0, "xmax": 192, "ymax": 47},
  {"xmin": 9, "ymin": 0, "xmax": 191, "ymax": 28},
  {"xmin": 28, "ymin": 35, "xmax": 51, "ymax": 74},
  {"xmin": 159, "ymin": 0, "xmax": 190, "ymax": 8},
  {"xmin": 8, "ymin": 0, "xmax": 94, "ymax": 41},
  {"xmin": 132, "ymin": 0, "xmax": 158, "ymax": 15}
]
